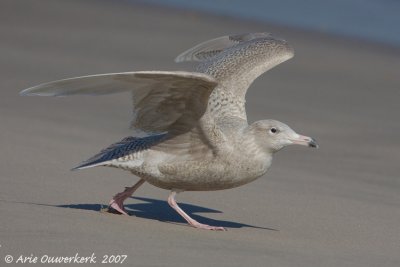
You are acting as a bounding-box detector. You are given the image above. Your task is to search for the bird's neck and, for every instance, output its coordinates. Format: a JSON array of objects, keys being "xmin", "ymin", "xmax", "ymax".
[{"xmin": 238, "ymin": 127, "xmax": 273, "ymax": 167}]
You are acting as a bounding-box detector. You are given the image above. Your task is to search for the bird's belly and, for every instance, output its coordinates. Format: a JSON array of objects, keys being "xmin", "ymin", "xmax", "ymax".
[{"xmin": 142, "ymin": 159, "xmax": 270, "ymax": 191}]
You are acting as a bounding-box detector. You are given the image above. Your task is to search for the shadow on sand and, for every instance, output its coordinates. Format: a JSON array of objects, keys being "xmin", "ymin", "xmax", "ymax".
[{"xmin": 57, "ymin": 196, "xmax": 277, "ymax": 230}]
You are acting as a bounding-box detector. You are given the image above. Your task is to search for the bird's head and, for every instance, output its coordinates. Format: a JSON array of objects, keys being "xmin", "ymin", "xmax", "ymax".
[{"xmin": 249, "ymin": 119, "xmax": 318, "ymax": 153}]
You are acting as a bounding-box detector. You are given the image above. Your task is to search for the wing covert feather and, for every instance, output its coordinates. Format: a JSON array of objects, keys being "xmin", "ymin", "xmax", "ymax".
[{"xmin": 175, "ymin": 33, "xmax": 273, "ymax": 63}]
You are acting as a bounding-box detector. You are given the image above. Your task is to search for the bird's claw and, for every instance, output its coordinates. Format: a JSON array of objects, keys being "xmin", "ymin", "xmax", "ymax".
[
  {"xmin": 191, "ymin": 222, "xmax": 227, "ymax": 231},
  {"xmin": 108, "ymin": 199, "xmax": 129, "ymax": 215}
]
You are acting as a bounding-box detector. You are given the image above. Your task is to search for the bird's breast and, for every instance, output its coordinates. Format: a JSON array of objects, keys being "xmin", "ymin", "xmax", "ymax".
[{"xmin": 148, "ymin": 152, "xmax": 272, "ymax": 191}]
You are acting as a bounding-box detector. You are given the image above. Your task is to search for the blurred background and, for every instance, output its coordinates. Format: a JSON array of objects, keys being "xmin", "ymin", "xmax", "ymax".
[{"xmin": 139, "ymin": 0, "xmax": 400, "ymax": 46}]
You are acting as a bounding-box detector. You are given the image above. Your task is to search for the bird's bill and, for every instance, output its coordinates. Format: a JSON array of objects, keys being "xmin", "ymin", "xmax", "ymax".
[{"xmin": 291, "ymin": 134, "xmax": 319, "ymax": 148}]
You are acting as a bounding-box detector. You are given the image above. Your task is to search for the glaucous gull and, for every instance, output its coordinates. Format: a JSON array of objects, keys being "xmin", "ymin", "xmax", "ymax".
[{"xmin": 20, "ymin": 33, "xmax": 318, "ymax": 231}]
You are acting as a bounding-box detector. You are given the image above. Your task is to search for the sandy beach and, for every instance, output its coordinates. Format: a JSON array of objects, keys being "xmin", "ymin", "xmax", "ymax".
[{"xmin": 1, "ymin": 0, "xmax": 399, "ymax": 266}]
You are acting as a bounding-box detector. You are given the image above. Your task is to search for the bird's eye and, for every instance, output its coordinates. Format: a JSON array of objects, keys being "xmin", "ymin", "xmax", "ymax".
[{"xmin": 270, "ymin": 127, "xmax": 278, "ymax": 134}]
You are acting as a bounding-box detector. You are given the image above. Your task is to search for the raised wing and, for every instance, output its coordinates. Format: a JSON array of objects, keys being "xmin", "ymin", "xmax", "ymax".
[
  {"xmin": 20, "ymin": 71, "xmax": 218, "ymax": 135},
  {"xmin": 180, "ymin": 33, "xmax": 294, "ymax": 121},
  {"xmin": 175, "ymin": 32, "xmax": 272, "ymax": 63}
]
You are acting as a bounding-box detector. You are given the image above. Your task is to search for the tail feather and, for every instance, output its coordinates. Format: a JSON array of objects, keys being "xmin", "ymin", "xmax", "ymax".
[{"xmin": 72, "ymin": 134, "xmax": 167, "ymax": 170}]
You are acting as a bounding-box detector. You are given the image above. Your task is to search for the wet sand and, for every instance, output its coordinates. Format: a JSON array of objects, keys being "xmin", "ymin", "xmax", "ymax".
[{"xmin": 1, "ymin": 0, "xmax": 399, "ymax": 266}]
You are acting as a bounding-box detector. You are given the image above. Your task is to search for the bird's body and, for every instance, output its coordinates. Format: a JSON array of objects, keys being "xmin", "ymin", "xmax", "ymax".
[
  {"xmin": 21, "ymin": 33, "xmax": 318, "ymax": 230},
  {"xmin": 76, "ymin": 120, "xmax": 272, "ymax": 191},
  {"xmin": 130, "ymin": 133, "xmax": 271, "ymax": 192}
]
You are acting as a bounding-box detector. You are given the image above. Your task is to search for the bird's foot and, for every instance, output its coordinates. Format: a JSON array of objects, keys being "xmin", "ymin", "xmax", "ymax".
[
  {"xmin": 190, "ymin": 222, "xmax": 227, "ymax": 231},
  {"xmin": 167, "ymin": 191, "xmax": 227, "ymax": 231},
  {"xmin": 107, "ymin": 180, "xmax": 146, "ymax": 215},
  {"xmin": 108, "ymin": 198, "xmax": 129, "ymax": 215}
]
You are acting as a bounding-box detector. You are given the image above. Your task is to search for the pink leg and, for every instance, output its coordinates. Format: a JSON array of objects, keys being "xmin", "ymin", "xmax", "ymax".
[
  {"xmin": 109, "ymin": 179, "xmax": 145, "ymax": 215},
  {"xmin": 167, "ymin": 191, "xmax": 226, "ymax": 231}
]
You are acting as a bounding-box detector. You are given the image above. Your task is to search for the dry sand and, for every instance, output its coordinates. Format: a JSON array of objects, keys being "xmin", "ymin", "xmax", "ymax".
[{"xmin": 1, "ymin": 0, "xmax": 399, "ymax": 266}]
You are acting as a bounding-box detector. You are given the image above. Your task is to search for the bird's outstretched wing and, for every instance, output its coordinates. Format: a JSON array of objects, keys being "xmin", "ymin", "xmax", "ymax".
[
  {"xmin": 20, "ymin": 71, "xmax": 218, "ymax": 135},
  {"xmin": 176, "ymin": 33, "xmax": 294, "ymax": 121}
]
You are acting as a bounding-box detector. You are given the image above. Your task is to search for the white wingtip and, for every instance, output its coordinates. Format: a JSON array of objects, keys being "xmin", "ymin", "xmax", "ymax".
[
  {"xmin": 19, "ymin": 87, "xmax": 36, "ymax": 96},
  {"xmin": 19, "ymin": 89, "xmax": 29, "ymax": 96},
  {"xmin": 19, "ymin": 87, "xmax": 53, "ymax": 96},
  {"xmin": 174, "ymin": 54, "xmax": 191, "ymax": 63}
]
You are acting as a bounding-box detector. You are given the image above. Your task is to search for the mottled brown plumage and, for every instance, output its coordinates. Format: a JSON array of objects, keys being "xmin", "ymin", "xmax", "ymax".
[{"xmin": 20, "ymin": 33, "xmax": 317, "ymax": 230}]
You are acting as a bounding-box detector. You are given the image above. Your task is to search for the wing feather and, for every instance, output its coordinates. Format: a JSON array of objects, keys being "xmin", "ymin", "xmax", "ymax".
[
  {"xmin": 72, "ymin": 134, "xmax": 167, "ymax": 170},
  {"xmin": 185, "ymin": 33, "xmax": 294, "ymax": 121},
  {"xmin": 175, "ymin": 33, "xmax": 273, "ymax": 63},
  {"xmin": 20, "ymin": 71, "xmax": 218, "ymax": 135}
]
